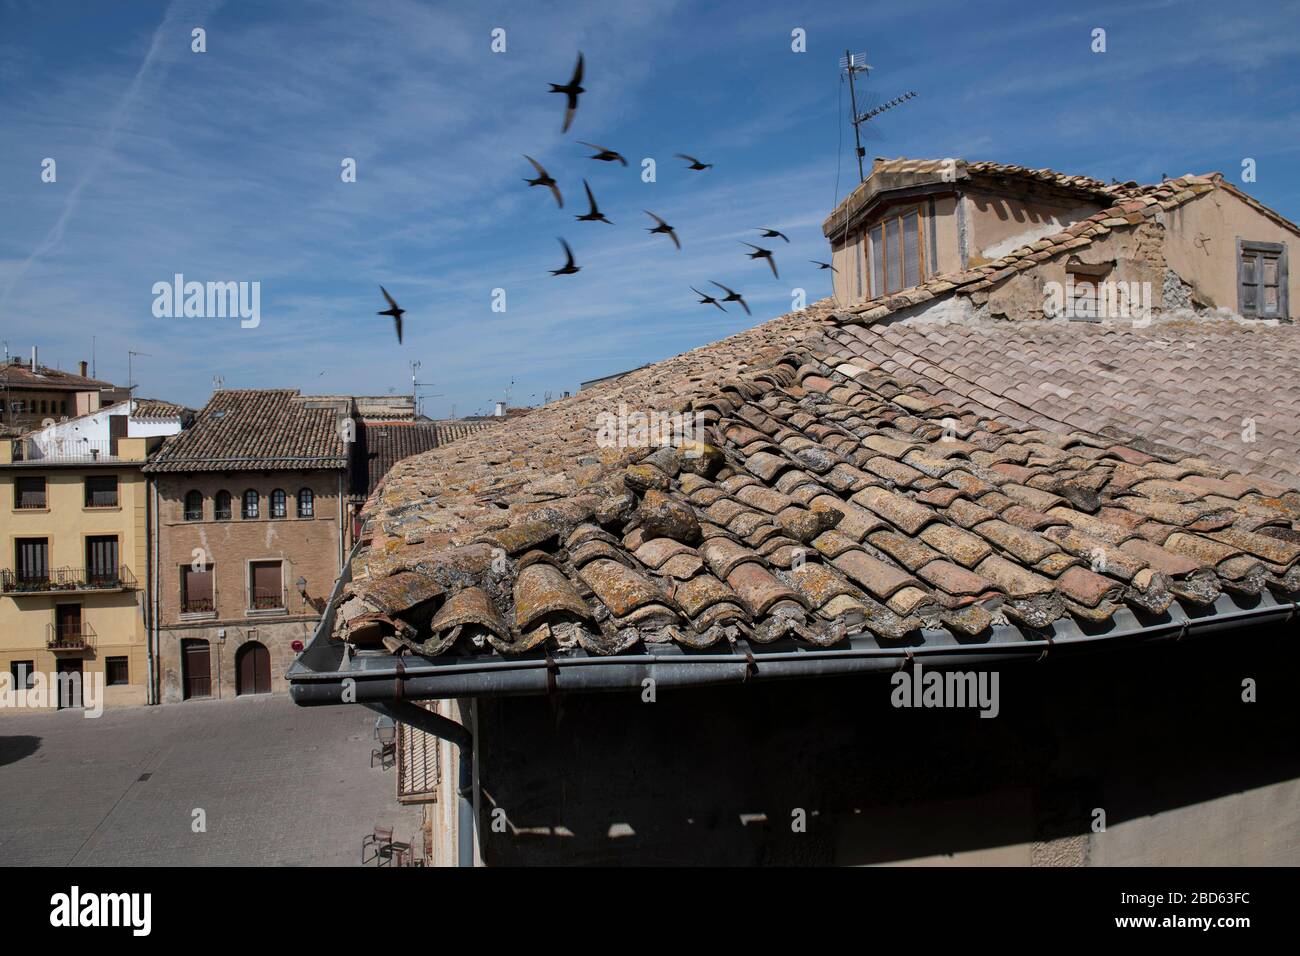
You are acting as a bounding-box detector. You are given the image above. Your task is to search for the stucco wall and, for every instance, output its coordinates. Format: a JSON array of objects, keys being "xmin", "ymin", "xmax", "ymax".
[
  {"xmin": 467, "ymin": 627, "xmax": 1298, "ymax": 866},
  {"xmin": 965, "ymin": 188, "xmax": 1100, "ymax": 265},
  {"xmin": 1164, "ymin": 188, "xmax": 1299, "ymax": 317},
  {"xmin": 0, "ymin": 464, "xmax": 149, "ymax": 711}
]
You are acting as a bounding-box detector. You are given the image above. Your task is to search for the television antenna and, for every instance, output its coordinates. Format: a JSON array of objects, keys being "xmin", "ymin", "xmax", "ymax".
[
  {"xmin": 842, "ymin": 49, "xmax": 918, "ymax": 184},
  {"xmin": 128, "ymin": 350, "xmax": 152, "ymax": 392}
]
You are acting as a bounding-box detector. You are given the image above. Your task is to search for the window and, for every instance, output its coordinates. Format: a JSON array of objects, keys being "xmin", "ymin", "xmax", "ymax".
[
  {"xmin": 249, "ymin": 560, "xmax": 283, "ymax": 610},
  {"xmin": 271, "ymin": 489, "xmax": 287, "ymax": 519},
  {"xmin": 86, "ymin": 536, "xmax": 119, "ymax": 586},
  {"xmin": 242, "ymin": 489, "xmax": 259, "ymax": 519},
  {"xmin": 105, "ymin": 657, "xmax": 129, "ymax": 686},
  {"xmin": 1238, "ymin": 240, "xmax": 1288, "ymax": 319},
  {"xmin": 183, "ymin": 490, "xmax": 203, "ymax": 521},
  {"xmin": 181, "ymin": 564, "xmax": 214, "ymax": 614},
  {"xmin": 867, "ymin": 207, "xmax": 926, "ymax": 297},
  {"xmin": 9, "ymin": 660, "xmax": 35, "ymax": 690},
  {"xmin": 214, "ymin": 490, "xmax": 232, "ymax": 520},
  {"xmin": 84, "ymin": 475, "xmax": 118, "ymax": 508},
  {"xmin": 14, "ymin": 476, "xmax": 46, "ymax": 509},
  {"xmin": 15, "ymin": 538, "xmax": 48, "ymax": 584},
  {"xmin": 297, "ymin": 488, "xmax": 314, "ymax": 518}
]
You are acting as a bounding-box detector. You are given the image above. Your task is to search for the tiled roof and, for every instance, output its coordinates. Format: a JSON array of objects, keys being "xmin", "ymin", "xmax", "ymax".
[
  {"xmin": 839, "ymin": 173, "xmax": 1220, "ymax": 324},
  {"xmin": 143, "ymin": 389, "xmax": 348, "ymax": 473},
  {"xmin": 824, "ymin": 157, "xmax": 1137, "ymax": 237},
  {"xmin": 327, "ymin": 296, "xmax": 1300, "ymax": 661},
  {"xmin": 0, "ymin": 360, "xmax": 115, "ymax": 392},
  {"xmin": 356, "ymin": 420, "xmax": 441, "ymax": 496},
  {"xmin": 432, "ymin": 420, "xmax": 501, "ymax": 446},
  {"xmin": 132, "ymin": 398, "xmax": 194, "ymax": 420},
  {"xmin": 833, "ymin": 319, "xmax": 1300, "ymax": 490}
]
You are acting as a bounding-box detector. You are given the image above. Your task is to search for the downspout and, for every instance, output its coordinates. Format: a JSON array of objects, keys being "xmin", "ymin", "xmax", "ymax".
[
  {"xmin": 364, "ymin": 699, "xmax": 477, "ymax": 868},
  {"xmin": 148, "ymin": 477, "xmax": 159, "ymax": 705}
]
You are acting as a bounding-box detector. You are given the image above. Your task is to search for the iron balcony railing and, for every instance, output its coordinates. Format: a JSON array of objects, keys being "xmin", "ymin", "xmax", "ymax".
[
  {"xmin": 182, "ymin": 597, "xmax": 215, "ymax": 614},
  {"xmin": 12, "ymin": 437, "xmax": 123, "ymax": 463},
  {"xmin": 1, "ymin": 565, "xmax": 137, "ymax": 593},
  {"xmin": 45, "ymin": 621, "xmax": 97, "ymax": 651},
  {"xmin": 250, "ymin": 588, "xmax": 285, "ymax": 611}
]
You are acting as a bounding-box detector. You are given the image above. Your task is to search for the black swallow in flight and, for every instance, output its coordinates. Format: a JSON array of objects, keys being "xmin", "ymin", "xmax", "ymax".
[
  {"xmin": 743, "ymin": 242, "xmax": 779, "ymax": 279},
  {"xmin": 575, "ymin": 180, "xmax": 613, "ymax": 224},
  {"xmin": 811, "ymin": 260, "xmax": 839, "ymax": 273},
  {"xmin": 550, "ymin": 238, "xmax": 580, "ymax": 276},
  {"xmin": 710, "ymin": 280, "xmax": 750, "ymax": 316},
  {"xmin": 675, "ymin": 153, "xmax": 712, "ymax": 170},
  {"xmin": 578, "ymin": 141, "xmax": 627, "ymax": 166},
  {"xmin": 523, "ymin": 155, "xmax": 563, "ymax": 208},
  {"xmin": 757, "ymin": 227, "xmax": 790, "ymax": 243},
  {"xmin": 549, "ymin": 52, "xmax": 585, "ymax": 133},
  {"xmin": 645, "ymin": 211, "xmax": 680, "ymax": 250},
  {"xmin": 690, "ymin": 286, "xmax": 727, "ymax": 312},
  {"xmin": 377, "ymin": 286, "xmax": 405, "ymax": 343}
]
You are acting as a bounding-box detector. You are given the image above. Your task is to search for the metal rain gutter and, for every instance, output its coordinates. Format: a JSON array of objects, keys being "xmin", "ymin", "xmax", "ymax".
[{"xmin": 288, "ymin": 589, "xmax": 1297, "ymax": 706}]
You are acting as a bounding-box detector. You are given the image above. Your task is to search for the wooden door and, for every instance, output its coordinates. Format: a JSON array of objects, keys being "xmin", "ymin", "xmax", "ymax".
[
  {"xmin": 236, "ymin": 642, "xmax": 271, "ymax": 695},
  {"xmin": 56, "ymin": 659, "xmax": 83, "ymax": 709},
  {"xmin": 182, "ymin": 639, "xmax": 211, "ymax": 699},
  {"xmin": 55, "ymin": 604, "xmax": 81, "ymax": 644}
]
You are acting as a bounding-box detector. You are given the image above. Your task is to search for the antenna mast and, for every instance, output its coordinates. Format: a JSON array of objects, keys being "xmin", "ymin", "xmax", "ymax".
[{"xmin": 841, "ymin": 50, "xmax": 870, "ymax": 183}]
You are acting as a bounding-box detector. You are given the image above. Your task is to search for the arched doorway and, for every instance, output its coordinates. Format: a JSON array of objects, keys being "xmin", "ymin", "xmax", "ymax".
[
  {"xmin": 181, "ymin": 639, "xmax": 211, "ymax": 700},
  {"xmin": 236, "ymin": 641, "xmax": 272, "ymax": 696}
]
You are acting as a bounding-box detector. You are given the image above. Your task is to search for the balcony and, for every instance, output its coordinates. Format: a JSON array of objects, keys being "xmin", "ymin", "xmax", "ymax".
[
  {"xmin": 249, "ymin": 589, "xmax": 286, "ymax": 612},
  {"xmin": 182, "ymin": 597, "xmax": 215, "ymax": 615},
  {"xmin": 46, "ymin": 622, "xmax": 97, "ymax": 652},
  {"xmin": 1, "ymin": 565, "xmax": 137, "ymax": 595},
  {"xmin": 12, "ymin": 437, "xmax": 124, "ymax": 463}
]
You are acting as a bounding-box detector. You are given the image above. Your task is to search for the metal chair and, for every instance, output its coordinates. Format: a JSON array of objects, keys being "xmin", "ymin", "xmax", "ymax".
[
  {"xmin": 361, "ymin": 825, "xmax": 394, "ymax": 865},
  {"xmin": 371, "ymin": 715, "xmax": 397, "ymax": 769}
]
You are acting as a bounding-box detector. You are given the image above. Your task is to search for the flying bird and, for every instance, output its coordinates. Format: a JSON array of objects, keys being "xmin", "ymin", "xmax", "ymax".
[
  {"xmin": 709, "ymin": 280, "xmax": 750, "ymax": 316},
  {"xmin": 644, "ymin": 211, "xmax": 680, "ymax": 250},
  {"xmin": 757, "ymin": 227, "xmax": 790, "ymax": 243},
  {"xmin": 675, "ymin": 153, "xmax": 712, "ymax": 171},
  {"xmin": 549, "ymin": 52, "xmax": 585, "ymax": 133},
  {"xmin": 811, "ymin": 260, "xmax": 838, "ymax": 273},
  {"xmin": 743, "ymin": 242, "xmax": 779, "ymax": 279},
  {"xmin": 523, "ymin": 155, "xmax": 563, "ymax": 208},
  {"xmin": 550, "ymin": 238, "xmax": 580, "ymax": 276},
  {"xmin": 578, "ymin": 141, "xmax": 627, "ymax": 166},
  {"xmin": 690, "ymin": 286, "xmax": 727, "ymax": 312},
  {"xmin": 575, "ymin": 180, "xmax": 613, "ymax": 224},
  {"xmin": 377, "ymin": 286, "xmax": 405, "ymax": 343}
]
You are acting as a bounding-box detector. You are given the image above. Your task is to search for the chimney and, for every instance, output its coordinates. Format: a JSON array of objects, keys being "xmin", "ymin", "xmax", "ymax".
[
  {"xmin": 494, "ymin": 401, "xmax": 506, "ymax": 418},
  {"xmin": 79, "ymin": 360, "xmax": 88, "ymax": 377},
  {"xmin": 30, "ymin": 346, "xmax": 37, "ymax": 372}
]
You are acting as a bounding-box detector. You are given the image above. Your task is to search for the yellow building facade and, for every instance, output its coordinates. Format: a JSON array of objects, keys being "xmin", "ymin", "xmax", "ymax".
[{"xmin": 0, "ymin": 436, "xmax": 159, "ymax": 711}]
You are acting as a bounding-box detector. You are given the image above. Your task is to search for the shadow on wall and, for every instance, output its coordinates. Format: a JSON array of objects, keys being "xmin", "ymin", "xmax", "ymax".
[
  {"xmin": 0, "ymin": 736, "xmax": 41, "ymax": 768},
  {"xmin": 478, "ymin": 626, "xmax": 1300, "ymax": 865}
]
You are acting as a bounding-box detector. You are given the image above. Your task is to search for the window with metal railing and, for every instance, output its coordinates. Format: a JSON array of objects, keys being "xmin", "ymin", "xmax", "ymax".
[
  {"xmin": 14, "ymin": 476, "xmax": 46, "ymax": 510},
  {"xmin": 84, "ymin": 475, "xmax": 118, "ymax": 508}
]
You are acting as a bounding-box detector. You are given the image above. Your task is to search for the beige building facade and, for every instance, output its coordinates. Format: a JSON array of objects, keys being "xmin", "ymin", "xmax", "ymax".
[{"xmin": 0, "ymin": 435, "xmax": 158, "ymax": 711}]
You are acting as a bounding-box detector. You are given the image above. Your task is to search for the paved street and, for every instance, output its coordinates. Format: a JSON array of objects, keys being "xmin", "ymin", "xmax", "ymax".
[{"xmin": 0, "ymin": 696, "xmax": 424, "ymax": 866}]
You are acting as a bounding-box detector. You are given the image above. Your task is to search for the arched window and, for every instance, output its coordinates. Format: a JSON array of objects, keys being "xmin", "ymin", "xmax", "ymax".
[
  {"xmin": 183, "ymin": 490, "xmax": 203, "ymax": 521},
  {"xmin": 242, "ymin": 489, "xmax": 260, "ymax": 519},
  {"xmin": 214, "ymin": 490, "xmax": 232, "ymax": 520},
  {"xmin": 270, "ymin": 489, "xmax": 286, "ymax": 519},
  {"xmin": 297, "ymin": 488, "xmax": 314, "ymax": 518}
]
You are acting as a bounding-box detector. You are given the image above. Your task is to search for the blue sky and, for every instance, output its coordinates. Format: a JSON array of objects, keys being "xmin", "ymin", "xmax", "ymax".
[{"xmin": 1, "ymin": 0, "xmax": 1297, "ymax": 418}]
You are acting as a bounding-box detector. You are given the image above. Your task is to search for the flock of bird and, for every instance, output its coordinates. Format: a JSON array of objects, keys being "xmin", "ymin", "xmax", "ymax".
[{"xmin": 375, "ymin": 51, "xmax": 838, "ymax": 341}]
